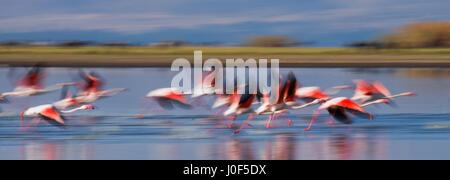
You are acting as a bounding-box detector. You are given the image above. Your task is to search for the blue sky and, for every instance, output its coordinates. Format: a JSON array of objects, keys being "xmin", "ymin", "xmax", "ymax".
[{"xmin": 0, "ymin": 0, "xmax": 449, "ymax": 46}]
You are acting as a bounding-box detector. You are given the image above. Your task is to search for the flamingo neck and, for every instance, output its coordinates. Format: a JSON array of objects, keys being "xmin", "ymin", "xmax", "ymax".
[
  {"xmin": 291, "ymin": 99, "xmax": 321, "ymax": 110},
  {"xmin": 60, "ymin": 106, "xmax": 85, "ymax": 114},
  {"xmin": 361, "ymin": 101, "xmax": 380, "ymax": 107},
  {"xmin": 387, "ymin": 92, "xmax": 413, "ymax": 99},
  {"xmin": 361, "ymin": 99, "xmax": 388, "ymax": 107}
]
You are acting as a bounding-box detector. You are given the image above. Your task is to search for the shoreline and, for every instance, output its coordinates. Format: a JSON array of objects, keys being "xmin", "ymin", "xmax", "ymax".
[
  {"xmin": 1, "ymin": 46, "xmax": 450, "ymax": 67},
  {"xmin": 1, "ymin": 53, "xmax": 450, "ymax": 67}
]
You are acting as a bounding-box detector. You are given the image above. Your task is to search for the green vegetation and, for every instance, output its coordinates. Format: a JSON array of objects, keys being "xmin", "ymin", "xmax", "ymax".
[
  {"xmin": 1, "ymin": 46, "xmax": 450, "ymax": 55},
  {"xmin": 244, "ymin": 36, "xmax": 300, "ymax": 47},
  {"xmin": 378, "ymin": 21, "xmax": 450, "ymax": 48}
]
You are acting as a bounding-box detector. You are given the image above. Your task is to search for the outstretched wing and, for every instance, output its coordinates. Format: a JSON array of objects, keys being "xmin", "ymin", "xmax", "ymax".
[
  {"xmin": 372, "ymin": 81, "xmax": 392, "ymax": 98},
  {"xmin": 40, "ymin": 107, "xmax": 65, "ymax": 125}
]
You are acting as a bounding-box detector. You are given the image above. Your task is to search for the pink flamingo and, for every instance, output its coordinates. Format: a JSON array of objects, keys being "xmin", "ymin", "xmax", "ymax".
[
  {"xmin": 67, "ymin": 71, "xmax": 126, "ymax": 104},
  {"xmin": 255, "ymin": 72, "xmax": 298, "ymax": 128},
  {"xmin": 192, "ymin": 71, "xmax": 217, "ymax": 98},
  {"xmin": 256, "ymin": 72, "xmax": 323, "ymax": 128},
  {"xmin": 295, "ymin": 85, "xmax": 353, "ymax": 103},
  {"xmin": 20, "ymin": 104, "xmax": 94, "ymax": 131},
  {"xmin": 145, "ymin": 88, "xmax": 191, "ymax": 110},
  {"xmin": 1, "ymin": 67, "xmax": 75, "ymax": 99},
  {"xmin": 304, "ymin": 97, "xmax": 388, "ymax": 131},
  {"xmin": 223, "ymin": 90, "xmax": 258, "ymax": 134},
  {"xmin": 351, "ymin": 79, "xmax": 416, "ymax": 104}
]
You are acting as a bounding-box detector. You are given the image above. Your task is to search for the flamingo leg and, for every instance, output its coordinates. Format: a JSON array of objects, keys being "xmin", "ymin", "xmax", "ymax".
[
  {"xmin": 328, "ymin": 111, "xmax": 336, "ymax": 126},
  {"xmin": 190, "ymin": 96, "xmax": 202, "ymax": 104},
  {"xmin": 228, "ymin": 115, "xmax": 237, "ymax": 128},
  {"xmin": 191, "ymin": 96, "xmax": 212, "ymax": 110},
  {"xmin": 20, "ymin": 117, "xmax": 41, "ymax": 132},
  {"xmin": 327, "ymin": 116, "xmax": 335, "ymax": 125},
  {"xmin": 215, "ymin": 106, "xmax": 227, "ymax": 116},
  {"xmin": 234, "ymin": 114, "xmax": 257, "ymax": 134},
  {"xmin": 270, "ymin": 114, "xmax": 281, "ymax": 128},
  {"xmin": 265, "ymin": 114, "xmax": 273, "ymax": 128},
  {"xmin": 279, "ymin": 116, "xmax": 293, "ymax": 127},
  {"xmin": 137, "ymin": 97, "xmax": 165, "ymax": 118},
  {"xmin": 20, "ymin": 112, "xmax": 26, "ymax": 128},
  {"xmin": 205, "ymin": 115, "xmax": 230, "ymax": 134},
  {"xmin": 305, "ymin": 110, "xmax": 322, "ymax": 131}
]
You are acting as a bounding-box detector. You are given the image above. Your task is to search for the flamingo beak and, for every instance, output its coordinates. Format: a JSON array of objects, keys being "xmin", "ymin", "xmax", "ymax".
[
  {"xmin": 86, "ymin": 104, "xmax": 95, "ymax": 109},
  {"xmin": 408, "ymin": 92, "xmax": 417, "ymax": 96}
]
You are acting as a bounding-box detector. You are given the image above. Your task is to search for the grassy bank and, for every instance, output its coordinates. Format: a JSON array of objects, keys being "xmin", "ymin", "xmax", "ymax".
[
  {"xmin": 1, "ymin": 46, "xmax": 450, "ymax": 55},
  {"xmin": 1, "ymin": 46, "xmax": 450, "ymax": 67}
]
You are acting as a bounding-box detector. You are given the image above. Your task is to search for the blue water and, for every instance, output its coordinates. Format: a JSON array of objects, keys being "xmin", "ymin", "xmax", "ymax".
[{"xmin": 0, "ymin": 68, "xmax": 449, "ymax": 160}]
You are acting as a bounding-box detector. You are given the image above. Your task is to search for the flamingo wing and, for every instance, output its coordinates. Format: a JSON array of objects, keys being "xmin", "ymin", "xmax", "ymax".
[
  {"xmin": 40, "ymin": 107, "xmax": 65, "ymax": 125},
  {"xmin": 238, "ymin": 93, "xmax": 256, "ymax": 109},
  {"xmin": 166, "ymin": 91, "xmax": 188, "ymax": 104},
  {"xmin": 335, "ymin": 98, "xmax": 373, "ymax": 120},
  {"xmin": 335, "ymin": 98, "xmax": 367, "ymax": 113},
  {"xmin": 155, "ymin": 97, "xmax": 175, "ymax": 110},
  {"xmin": 283, "ymin": 72, "xmax": 298, "ymax": 102},
  {"xmin": 372, "ymin": 81, "xmax": 392, "ymax": 98},
  {"xmin": 354, "ymin": 79, "xmax": 377, "ymax": 95},
  {"xmin": 147, "ymin": 88, "xmax": 188, "ymax": 105},
  {"xmin": 17, "ymin": 67, "xmax": 45, "ymax": 89},
  {"xmin": 296, "ymin": 87, "xmax": 329, "ymax": 100},
  {"xmin": 328, "ymin": 106, "xmax": 353, "ymax": 124}
]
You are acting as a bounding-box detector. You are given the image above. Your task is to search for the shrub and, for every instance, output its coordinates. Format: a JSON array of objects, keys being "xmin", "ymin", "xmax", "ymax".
[
  {"xmin": 245, "ymin": 36, "xmax": 300, "ymax": 47},
  {"xmin": 378, "ymin": 21, "xmax": 450, "ymax": 48}
]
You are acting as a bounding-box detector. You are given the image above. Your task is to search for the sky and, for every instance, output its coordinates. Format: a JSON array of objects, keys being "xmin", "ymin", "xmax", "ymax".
[{"xmin": 0, "ymin": 0, "xmax": 449, "ymax": 46}]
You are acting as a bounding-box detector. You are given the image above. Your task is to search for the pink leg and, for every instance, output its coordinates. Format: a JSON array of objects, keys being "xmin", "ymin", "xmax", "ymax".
[
  {"xmin": 190, "ymin": 96, "xmax": 202, "ymax": 104},
  {"xmin": 234, "ymin": 114, "xmax": 257, "ymax": 134},
  {"xmin": 191, "ymin": 97, "xmax": 211, "ymax": 110},
  {"xmin": 279, "ymin": 116, "xmax": 293, "ymax": 127},
  {"xmin": 20, "ymin": 117, "xmax": 41, "ymax": 132},
  {"xmin": 216, "ymin": 106, "xmax": 227, "ymax": 116},
  {"xmin": 305, "ymin": 110, "xmax": 322, "ymax": 131},
  {"xmin": 265, "ymin": 114, "xmax": 273, "ymax": 128},
  {"xmin": 137, "ymin": 98, "xmax": 165, "ymax": 118},
  {"xmin": 328, "ymin": 111, "xmax": 336, "ymax": 126},
  {"xmin": 327, "ymin": 116, "xmax": 335, "ymax": 125},
  {"xmin": 228, "ymin": 115, "xmax": 237, "ymax": 128}
]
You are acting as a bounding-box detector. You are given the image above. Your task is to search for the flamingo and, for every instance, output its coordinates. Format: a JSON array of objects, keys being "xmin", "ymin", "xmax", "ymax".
[
  {"xmin": 77, "ymin": 71, "xmax": 103, "ymax": 96},
  {"xmin": 255, "ymin": 72, "xmax": 317, "ymax": 128},
  {"xmin": 351, "ymin": 79, "xmax": 416, "ymax": 104},
  {"xmin": 67, "ymin": 71, "xmax": 127, "ymax": 104},
  {"xmin": 20, "ymin": 104, "xmax": 95, "ymax": 131},
  {"xmin": 304, "ymin": 97, "xmax": 388, "ymax": 131},
  {"xmin": 76, "ymin": 88, "xmax": 127, "ymax": 104},
  {"xmin": 1, "ymin": 67, "xmax": 76, "ymax": 99},
  {"xmin": 211, "ymin": 94, "xmax": 234, "ymax": 116},
  {"xmin": 295, "ymin": 85, "xmax": 353, "ymax": 103},
  {"xmin": 223, "ymin": 89, "xmax": 259, "ymax": 133},
  {"xmin": 233, "ymin": 72, "xmax": 302, "ymax": 133},
  {"xmin": 52, "ymin": 91, "xmax": 80, "ymax": 110},
  {"xmin": 145, "ymin": 88, "xmax": 191, "ymax": 110},
  {"xmin": 192, "ymin": 71, "xmax": 217, "ymax": 98},
  {"xmin": 51, "ymin": 85, "xmax": 126, "ymax": 110},
  {"xmin": 256, "ymin": 72, "xmax": 298, "ymax": 128}
]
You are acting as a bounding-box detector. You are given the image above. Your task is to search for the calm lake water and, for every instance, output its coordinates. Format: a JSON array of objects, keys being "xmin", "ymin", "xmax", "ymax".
[{"xmin": 0, "ymin": 67, "xmax": 449, "ymax": 160}]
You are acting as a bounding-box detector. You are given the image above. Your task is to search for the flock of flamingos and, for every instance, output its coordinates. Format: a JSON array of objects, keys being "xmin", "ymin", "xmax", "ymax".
[{"xmin": 1, "ymin": 67, "xmax": 416, "ymax": 134}]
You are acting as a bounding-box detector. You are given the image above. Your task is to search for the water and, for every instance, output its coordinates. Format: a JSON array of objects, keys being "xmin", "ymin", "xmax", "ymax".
[{"xmin": 0, "ymin": 67, "xmax": 449, "ymax": 160}]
